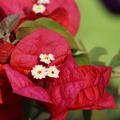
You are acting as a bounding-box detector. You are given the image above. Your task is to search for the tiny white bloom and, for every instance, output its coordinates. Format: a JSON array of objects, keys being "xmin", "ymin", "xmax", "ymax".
[
  {"xmin": 32, "ymin": 4, "xmax": 46, "ymax": 14},
  {"xmin": 31, "ymin": 65, "xmax": 47, "ymax": 79},
  {"xmin": 38, "ymin": 0, "xmax": 50, "ymax": 4},
  {"xmin": 48, "ymin": 54, "xmax": 55, "ymax": 61},
  {"xmin": 47, "ymin": 66, "xmax": 60, "ymax": 78},
  {"xmin": 39, "ymin": 54, "xmax": 55, "ymax": 64}
]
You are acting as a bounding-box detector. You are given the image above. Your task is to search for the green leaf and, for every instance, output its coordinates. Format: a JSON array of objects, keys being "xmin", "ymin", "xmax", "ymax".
[
  {"xmin": 111, "ymin": 77, "xmax": 120, "ymax": 87},
  {"xmin": 89, "ymin": 47, "xmax": 107, "ymax": 66},
  {"xmin": 72, "ymin": 39, "xmax": 90, "ymax": 66},
  {"xmin": 74, "ymin": 54, "xmax": 90, "ymax": 65},
  {"xmin": 109, "ymin": 50, "xmax": 120, "ymax": 68},
  {"xmin": 16, "ymin": 17, "xmax": 79, "ymax": 51},
  {"xmin": 16, "ymin": 27, "xmax": 37, "ymax": 40}
]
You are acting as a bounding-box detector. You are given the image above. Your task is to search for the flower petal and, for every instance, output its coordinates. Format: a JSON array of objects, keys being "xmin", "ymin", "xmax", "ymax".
[
  {"xmin": 0, "ymin": 64, "xmax": 21, "ymax": 104},
  {"xmin": 78, "ymin": 66, "xmax": 112, "ymax": 89},
  {"xmin": 4, "ymin": 64, "xmax": 52, "ymax": 103},
  {"xmin": 69, "ymin": 92, "xmax": 117, "ymax": 110},
  {"xmin": 49, "ymin": 0, "xmax": 80, "ymax": 35},
  {"xmin": 68, "ymin": 66, "xmax": 116, "ymax": 110},
  {"xmin": 69, "ymin": 85, "xmax": 105, "ymax": 110},
  {"xmin": 45, "ymin": 55, "xmax": 84, "ymax": 115},
  {"xmin": 44, "ymin": 0, "xmax": 64, "ymax": 15},
  {"xmin": 89, "ymin": 93, "xmax": 117, "ymax": 109},
  {"xmin": 0, "ymin": 103, "xmax": 23, "ymax": 120},
  {"xmin": 49, "ymin": 111, "xmax": 67, "ymax": 120},
  {"xmin": 0, "ymin": 41, "xmax": 14, "ymax": 64},
  {"xmin": 0, "ymin": 64, "xmax": 7, "ymax": 81},
  {"xmin": 0, "ymin": 86, "xmax": 21, "ymax": 104},
  {"xmin": 0, "ymin": 0, "xmax": 80, "ymax": 35},
  {"xmin": 11, "ymin": 28, "xmax": 70, "ymax": 75},
  {"xmin": 0, "ymin": 0, "xmax": 34, "ymax": 21}
]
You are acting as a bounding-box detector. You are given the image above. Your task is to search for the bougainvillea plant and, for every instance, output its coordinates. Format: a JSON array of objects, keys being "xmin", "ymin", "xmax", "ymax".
[
  {"xmin": 0, "ymin": 0, "xmax": 117, "ymax": 120},
  {"xmin": 0, "ymin": 0, "xmax": 80, "ymax": 35}
]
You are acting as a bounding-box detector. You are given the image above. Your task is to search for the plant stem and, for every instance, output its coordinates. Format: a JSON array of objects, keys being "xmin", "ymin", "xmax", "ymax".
[
  {"xmin": 112, "ymin": 69, "xmax": 120, "ymax": 79},
  {"xmin": 83, "ymin": 110, "xmax": 92, "ymax": 120}
]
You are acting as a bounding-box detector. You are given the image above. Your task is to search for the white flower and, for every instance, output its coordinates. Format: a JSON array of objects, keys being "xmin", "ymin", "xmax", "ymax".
[
  {"xmin": 39, "ymin": 54, "xmax": 55, "ymax": 64},
  {"xmin": 38, "ymin": 0, "xmax": 50, "ymax": 4},
  {"xmin": 31, "ymin": 65, "xmax": 47, "ymax": 79},
  {"xmin": 48, "ymin": 54, "xmax": 55, "ymax": 61},
  {"xmin": 32, "ymin": 4, "xmax": 46, "ymax": 14},
  {"xmin": 47, "ymin": 66, "xmax": 60, "ymax": 78}
]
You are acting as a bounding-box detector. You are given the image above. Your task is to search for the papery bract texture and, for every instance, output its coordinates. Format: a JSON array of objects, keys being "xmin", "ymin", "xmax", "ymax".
[
  {"xmin": 10, "ymin": 28, "xmax": 70, "ymax": 74},
  {"xmin": 4, "ymin": 64, "xmax": 52, "ymax": 103},
  {"xmin": 4, "ymin": 28, "xmax": 116, "ymax": 120},
  {"xmin": 69, "ymin": 66, "xmax": 117, "ymax": 110},
  {"xmin": 0, "ymin": 42, "xmax": 21, "ymax": 105},
  {"xmin": 0, "ymin": 41, "xmax": 14, "ymax": 64},
  {"xmin": 0, "ymin": 66, "xmax": 22, "ymax": 120},
  {"xmin": 0, "ymin": 103, "xmax": 23, "ymax": 120},
  {"xmin": 4, "ymin": 28, "xmax": 75, "ymax": 105},
  {"xmin": 0, "ymin": 39, "xmax": 23, "ymax": 120},
  {"xmin": 45, "ymin": 55, "xmax": 84, "ymax": 116},
  {"xmin": 4, "ymin": 28, "xmax": 83, "ymax": 117},
  {"xmin": 0, "ymin": 0, "xmax": 80, "ymax": 35}
]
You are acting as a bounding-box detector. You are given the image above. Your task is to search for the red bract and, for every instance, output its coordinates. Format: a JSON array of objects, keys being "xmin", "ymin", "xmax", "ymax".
[
  {"xmin": 42, "ymin": 66, "xmax": 117, "ymax": 119},
  {"xmin": 69, "ymin": 66, "xmax": 117, "ymax": 110},
  {"xmin": 0, "ymin": 41, "xmax": 21, "ymax": 103},
  {"xmin": 0, "ymin": 0, "xmax": 80, "ymax": 35},
  {"xmin": 0, "ymin": 41, "xmax": 22, "ymax": 119},
  {"xmin": 0, "ymin": 104, "xmax": 23, "ymax": 120},
  {"xmin": 4, "ymin": 28, "xmax": 116, "ymax": 120},
  {"xmin": 0, "ymin": 41, "xmax": 14, "ymax": 64},
  {"xmin": 0, "ymin": 65, "xmax": 22, "ymax": 119}
]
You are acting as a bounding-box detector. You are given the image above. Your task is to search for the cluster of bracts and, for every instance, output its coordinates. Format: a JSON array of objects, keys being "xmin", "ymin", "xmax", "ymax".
[{"xmin": 0, "ymin": 0, "xmax": 117, "ymax": 120}]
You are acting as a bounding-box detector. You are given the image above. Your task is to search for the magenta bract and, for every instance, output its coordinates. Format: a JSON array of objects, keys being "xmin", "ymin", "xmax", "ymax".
[
  {"xmin": 0, "ymin": 0, "xmax": 80, "ymax": 35},
  {"xmin": 3, "ymin": 28, "xmax": 117, "ymax": 120}
]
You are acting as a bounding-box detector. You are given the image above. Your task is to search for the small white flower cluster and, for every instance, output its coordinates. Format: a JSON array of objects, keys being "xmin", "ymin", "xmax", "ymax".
[
  {"xmin": 32, "ymin": 0, "xmax": 50, "ymax": 14},
  {"xmin": 31, "ymin": 54, "xmax": 60, "ymax": 80},
  {"xmin": 40, "ymin": 53, "xmax": 54, "ymax": 64}
]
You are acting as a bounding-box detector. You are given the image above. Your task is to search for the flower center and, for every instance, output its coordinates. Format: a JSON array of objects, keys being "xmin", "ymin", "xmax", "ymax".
[
  {"xmin": 38, "ymin": 70, "xmax": 42, "ymax": 74},
  {"xmin": 32, "ymin": 0, "xmax": 50, "ymax": 14},
  {"xmin": 45, "ymin": 56, "xmax": 49, "ymax": 60},
  {"xmin": 51, "ymin": 71, "xmax": 54, "ymax": 74}
]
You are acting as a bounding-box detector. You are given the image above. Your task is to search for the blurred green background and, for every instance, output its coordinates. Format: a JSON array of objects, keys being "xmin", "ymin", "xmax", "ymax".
[
  {"xmin": 76, "ymin": 0, "xmax": 120, "ymax": 64},
  {"xmin": 66, "ymin": 0, "xmax": 120, "ymax": 120}
]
